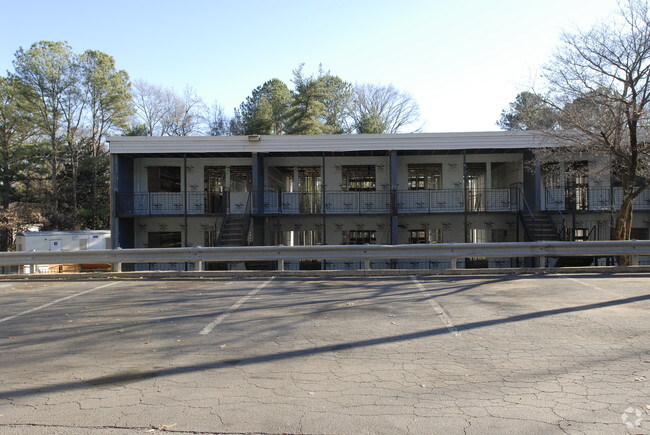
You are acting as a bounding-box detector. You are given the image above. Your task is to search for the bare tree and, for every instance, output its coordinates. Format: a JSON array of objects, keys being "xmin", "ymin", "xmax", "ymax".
[
  {"xmin": 161, "ymin": 86, "xmax": 206, "ymax": 136},
  {"xmin": 131, "ymin": 80, "xmax": 173, "ymax": 136},
  {"xmin": 206, "ymin": 102, "xmax": 231, "ymax": 136},
  {"xmin": 539, "ymin": 0, "xmax": 650, "ymax": 247},
  {"xmin": 131, "ymin": 81, "xmax": 206, "ymax": 136},
  {"xmin": 350, "ymin": 83, "xmax": 421, "ymax": 134}
]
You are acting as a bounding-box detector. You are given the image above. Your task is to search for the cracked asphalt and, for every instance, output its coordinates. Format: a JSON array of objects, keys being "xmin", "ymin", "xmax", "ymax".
[{"xmin": 0, "ymin": 274, "xmax": 648, "ymax": 434}]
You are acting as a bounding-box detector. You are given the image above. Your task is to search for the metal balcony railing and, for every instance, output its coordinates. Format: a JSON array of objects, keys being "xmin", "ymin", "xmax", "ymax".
[
  {"xmin": 115, "ymin": 192, "xmax": 225, "ymax": 216},
  {"xmin": 116, "ymin": 188, "xmax": 522, "ymax": 216},
  {"xmin": 262, "ymin": 189, "xmax": 518, "ymax": 214},
  {"xmin": 543, "ymin": 187, "xmax": 650, "ymax": 211}
]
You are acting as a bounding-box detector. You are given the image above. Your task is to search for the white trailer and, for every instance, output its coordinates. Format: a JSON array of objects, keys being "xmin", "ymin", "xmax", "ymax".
[{"xmin": 15, "ymin": 230, "xmax": 111, "ymax": 273}]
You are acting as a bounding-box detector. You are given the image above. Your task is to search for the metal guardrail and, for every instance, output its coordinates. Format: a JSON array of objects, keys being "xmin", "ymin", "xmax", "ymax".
[{"xmin": 2, "ymin": 241, "xmax": 650, "ymax": 273}]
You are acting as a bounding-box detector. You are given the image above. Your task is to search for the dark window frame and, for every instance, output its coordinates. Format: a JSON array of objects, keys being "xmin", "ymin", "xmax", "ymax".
[
  {"xmin": 344, "ymin": 230, "xmax": 377, "ymax": 245},
  {"xmin": 408, "ymin": 164, "xmax": 442, "ymax": 190},
  {"xmin": 148, "ymin": 166, "xmax": 181, "ymax": 192},
  {"xmin": 342, "ymin": 165, "xmax": 376, "ymax": 191}
]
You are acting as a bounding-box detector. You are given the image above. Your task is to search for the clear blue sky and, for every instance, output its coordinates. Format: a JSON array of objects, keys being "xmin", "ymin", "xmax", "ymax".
[{"xmin": 0, "ymin": 0, "xmax": 620, "ymax": 132}]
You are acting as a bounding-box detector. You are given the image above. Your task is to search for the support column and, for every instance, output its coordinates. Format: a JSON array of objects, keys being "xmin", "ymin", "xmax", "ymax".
[
  {"xmin": 183, "ymin": 154, "xmax": 188, "ymax": 248},
  {"xmin": 390, "ymin": 150, "xmax": 399, "ymax": 245},
  {"xmin": 463, "ymin": 150, "xmax": 468, "ymax": 243},
  {"xmin": 252, "ymin": 153, "xmax": 265, "ymax": 245},
  {"xmin": 110, "ymin": 153, "xmax": 119, "ymax": 250}
]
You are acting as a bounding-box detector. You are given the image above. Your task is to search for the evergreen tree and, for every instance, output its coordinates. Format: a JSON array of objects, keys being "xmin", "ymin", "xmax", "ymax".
[
  {"xmin": 497, "ymin": 91, "xmax": 557, "ymax": 130},
  {"xmin": 238, "ymin": 79, "xmax": 291, "ymax": 135},
  {"xmin": 285, "ymin": 65, "xmax": 352, "ymax": 135}
]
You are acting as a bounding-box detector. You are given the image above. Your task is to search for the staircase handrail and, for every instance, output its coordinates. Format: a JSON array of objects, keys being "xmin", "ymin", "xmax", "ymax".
[
  {"xmin": 587, "ymin": 224, "xmax": 598, "ymax": 241},
  {"xmin": 215, "ymin": 190, "xmax": 231, "ymax": 246},
  {"xmin": 544, "ymin": 209, "xmax": 566, "ymax": 241},
  {"xmin": 241, "ymin": 192, "xmax": 253, "ymax": 246},
  {"xmin": 521, "ymin": 194, "xmax": 535, "ymax": 221}
]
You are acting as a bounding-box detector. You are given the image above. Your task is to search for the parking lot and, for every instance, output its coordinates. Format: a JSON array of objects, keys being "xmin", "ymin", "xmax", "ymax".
[{"xmin": 0, "ymin": 274, "xmax": 648, "ymax": 434}]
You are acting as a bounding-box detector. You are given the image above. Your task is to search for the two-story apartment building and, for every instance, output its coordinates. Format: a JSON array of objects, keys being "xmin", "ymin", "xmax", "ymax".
[{"xmin": 109, "ymin": 132, "xmax": 650, "ymax": 270}]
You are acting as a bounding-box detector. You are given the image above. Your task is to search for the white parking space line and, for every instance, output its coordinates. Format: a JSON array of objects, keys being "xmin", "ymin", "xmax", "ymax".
[
  {"xmin": 411, "ymin": 276, "xmax": 461, "ymax": 337},
  {"xmin": 199, "ymin": 277, "xmax": 275, "ymax": 335},
  {"xmin": 561, "ymin": 275, "xmax": 626, "ymax": 297},
  {"xmin": 0, "ymin": 281, "xmax": 120, "ymax": 324}
]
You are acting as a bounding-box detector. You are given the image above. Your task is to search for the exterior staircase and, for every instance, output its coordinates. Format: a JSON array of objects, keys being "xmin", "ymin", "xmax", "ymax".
[
  {"xmin": 520, "ymin": 210, "xmax": 563, "ymax": 241},
  {"xmin": 216, "ymin": 214, "xmax": 250, "ymax": 246}
]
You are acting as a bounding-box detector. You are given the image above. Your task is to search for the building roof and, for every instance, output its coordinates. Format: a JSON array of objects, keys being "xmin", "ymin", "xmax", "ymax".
[
  {"xmin": 17, "ymin": 230, "xmax": 110, "ymax": 237},
  {"xmin": 108, "ymin": 131, "xmax": 552, "ymax": 155}
]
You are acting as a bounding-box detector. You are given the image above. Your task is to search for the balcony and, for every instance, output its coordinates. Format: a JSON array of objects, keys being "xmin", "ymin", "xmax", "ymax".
[
  {"xmin": 262, "ymin": 189, "xmax": 517, "ymax": 215},
  {"xmin": 116, "ymin": 192, "xmax": 236, "ymax": 216},
  {"xmin": 116, "ymin": 189, "xmax": 522, "ymax": 217},
  {"xmin": 397, "ymin": 189, "xmax": 516, "ymax": 213},
  {"xmin": 543, "ymin": 187, "xmax": 650, "ymax": 211}
]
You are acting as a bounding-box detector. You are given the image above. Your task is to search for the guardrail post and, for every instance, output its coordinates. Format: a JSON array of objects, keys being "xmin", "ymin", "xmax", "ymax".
[
  {"xmin": 278, "ymin": 259, "xmax": 284, "ymax": 271},
  {"xmin": 113, "ymin": 247, "xmax": 122, "ymax": 272},
  {"xmin": 363, "ymin": 258, "xmax": 371, "ymax": 270},
  {"xmin": 192, "ymin": 246, "xmax": 203, "ymax": 272},
  {"xmin": 450, "ymin": 257, "xmax": 457, "ymax": 269}
]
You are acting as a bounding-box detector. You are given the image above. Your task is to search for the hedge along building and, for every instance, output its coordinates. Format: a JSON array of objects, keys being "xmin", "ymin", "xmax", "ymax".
[{"xmin": 108, "ymin": 131, "xmax": 650, "ymax": 271}]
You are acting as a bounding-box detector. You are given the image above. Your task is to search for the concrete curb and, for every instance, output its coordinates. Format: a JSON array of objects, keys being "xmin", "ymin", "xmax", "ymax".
[{"xmin": 1, "ymin": 265, "xmax": 649, "ymax": 280}]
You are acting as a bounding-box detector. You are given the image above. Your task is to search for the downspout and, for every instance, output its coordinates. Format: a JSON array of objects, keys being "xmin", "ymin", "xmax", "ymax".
[
  {"xmin": 322, "ymin": 152, "xmax": 326, "ymax": 245},
  {"xmin": 183, "ymin": 154, "xmax": 188, "ymax": 248},
  {"xmin": 110, "ymin": 153, "xmax": 118, "ymax": 249},
  {"xmin": 184, "ymin": 154, "xmax": 188, "ymax": 271},
  {"xmin": 390, "ymin": 150, "xmax": 398, "ymax": 245},
  {"xmin": 463, "ymin": 149, "xmax": 468, "ymax": 243}
]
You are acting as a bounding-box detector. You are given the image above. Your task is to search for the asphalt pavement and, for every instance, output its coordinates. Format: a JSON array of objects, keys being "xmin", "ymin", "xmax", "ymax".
[{"xmin": 0, "ymin": 274, "xmax": 648, "ymax": 434}]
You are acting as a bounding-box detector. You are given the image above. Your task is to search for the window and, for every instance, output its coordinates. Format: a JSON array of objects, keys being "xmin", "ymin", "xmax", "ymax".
[
  {"xmin": 283, "ymin": 230, "xmax": 323, "ymax": 246},
  {"xmin": 342, "ymin": 165, "xmax": 375, "ymax": 191},
  {"xmin": 409, "ymin": 229, "xmax": 442, "ymax": 244},
  {"xmin": 230, "ymin": 166, "xmax": 252, "ymax": 192},
  {"xmin": 409, "ymin": 230, "xmax": 428, "ymax": 244},
  {"xmin": 565, "ymin": 228, "xmax": 589, "ymax": 242},
  {"xmin": 408, "ymin": 164, "xmax": 442, "ymax": 190},
  {"xmin": 148, "ymin": 166, "xmax": 181, "ymax": 192},
  {"xmin": 469, "ymin": 228, "xmax": 489, "ymax": 243},
  {"xmin": 466, "ymin": 163, "xmax": 486, "ymax": 211},
  {"xmin": 566, "ymin": 161, "xmax": 588, "ymax": 211},
  {"xmin": 542, "ymin": 162, "xmax": 560, "ymax": 188},
  {"xmin": 148, "ymin": 232, "xmax": 182, "ymax": 248},
  {"xmin": 344, "ymin": 230, "xmax": 376, "ymax": 244},
  {"xmin": 275, "ymin": 167, "xmax": 322, "ymax": 193}
]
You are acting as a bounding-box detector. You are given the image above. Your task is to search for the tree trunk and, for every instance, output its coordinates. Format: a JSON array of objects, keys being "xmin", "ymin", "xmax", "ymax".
[
  {"xmin": 613, "ymin": 195, "xmax": 634, "ymax": 265},
  {"xmin": 92, "ymin": 155, "xmax": 98, "ymax": 229}
]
